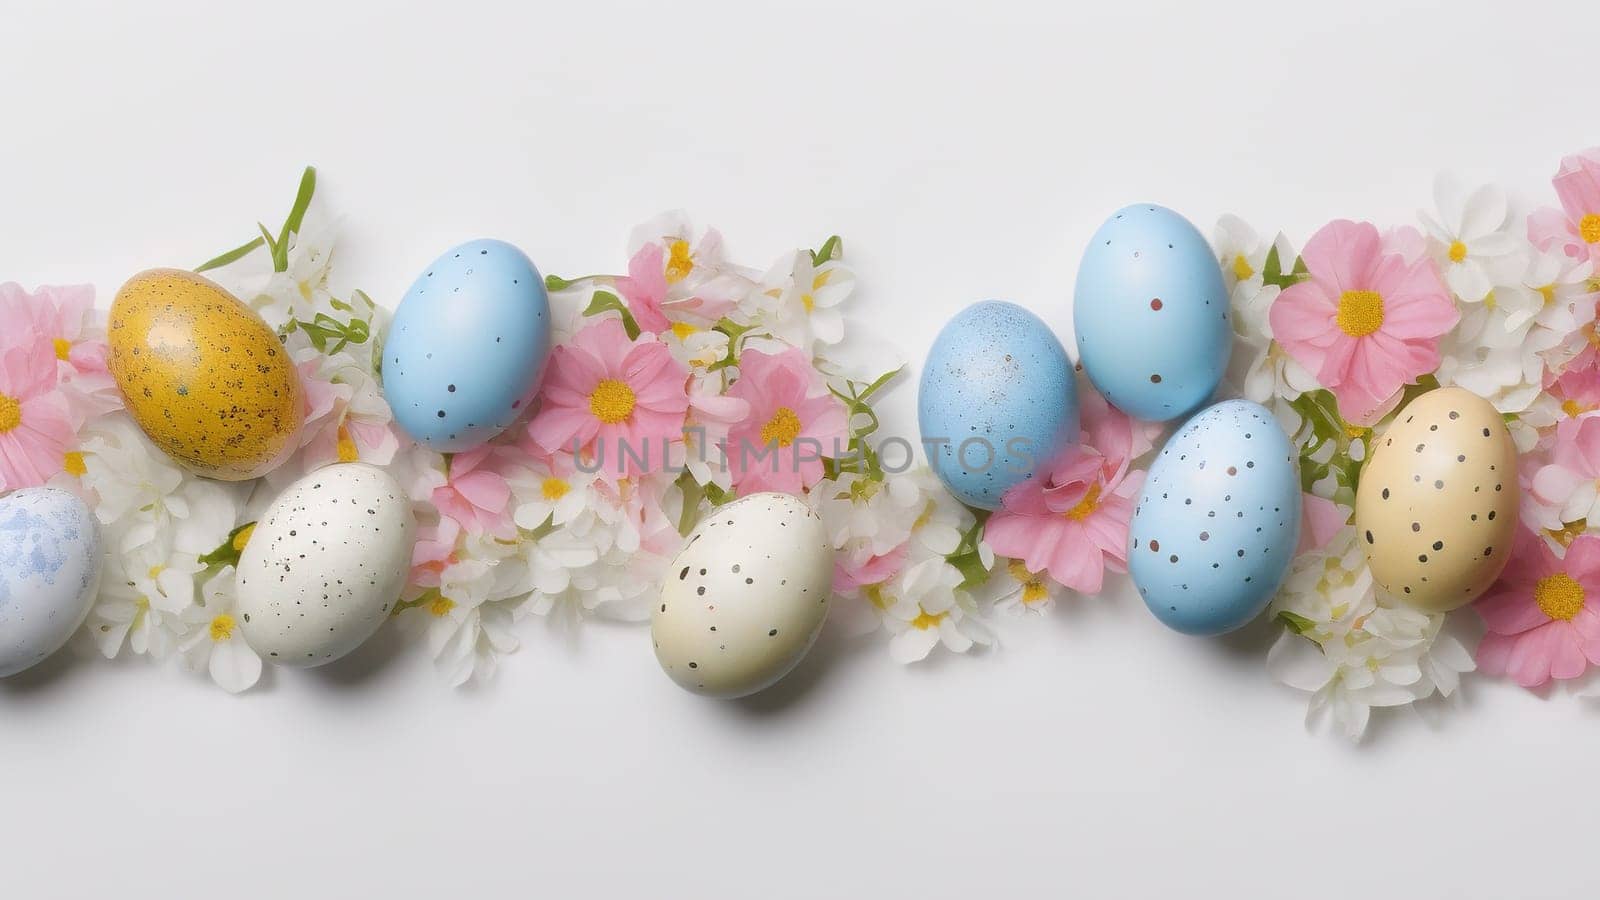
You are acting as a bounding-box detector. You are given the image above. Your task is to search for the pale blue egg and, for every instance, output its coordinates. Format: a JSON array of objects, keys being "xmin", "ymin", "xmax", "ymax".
[
  {"xmin": 384, "ymin": 239, "xmax": 551, "ymax": 452},
  {"xmin": 1128, "ymin": 400, "xmax": 1301, "ymax": 636},
  {"xmin": 1074, "ymin": 204, "xmax": 1230, "ymax": 422},
  {"xmin": 917, "ymin": 300, "xmax": 1077, "ymax": 510},
  {"xmin": 0, "ymin": 487, "xmax": 102, "ymax": 677}
]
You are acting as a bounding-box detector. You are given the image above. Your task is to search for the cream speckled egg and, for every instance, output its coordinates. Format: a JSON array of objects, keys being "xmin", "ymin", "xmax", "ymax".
[
  {"xmin": 1355, "ymin": 387, "xmax": 1518, "ymax": 611},
  {"xmin": 236, "ymin": 463, "xmax": 415, "ymax": 666},
  {"xmin": 652, "ymin": 492, "xmax": 832, "ymax": 699}
]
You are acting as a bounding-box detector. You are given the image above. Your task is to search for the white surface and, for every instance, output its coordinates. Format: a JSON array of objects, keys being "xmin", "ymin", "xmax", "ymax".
[{"xmin": 2, "ymin": 1, "xmax": 1595, "ymax": 897}]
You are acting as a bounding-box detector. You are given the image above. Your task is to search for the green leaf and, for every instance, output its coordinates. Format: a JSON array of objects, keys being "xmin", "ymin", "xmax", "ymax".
[
  {"xmin": 257, "ymin": 223, "xmax": 279, "ymax": 260},
  {"xmin": 811, "ymin": 235, "xmax": 843, "ymax": 264},
  {"xmin": 195, "ymin": 236, "xmax": 266, "ymax": 273},
  {"xmin": 1261, "ymin": 246, "xmax": 1306, "ymax": 290},
  {"xmin": 1276, "ymin": 610, "xmax": 1317, "ymax": 635},
  {"xmin": 948, "ymin": 549, "xmax": 991, "ymax": 591},
  {"xmin": 272, "ymin": 166, "xmax": 317, "ymax": 273},
  {"xmin": 581, "ymin": 290, "xmax": 641, "ymax": 340},
  {"xmin": 199, "ymin": 521, "xmax": 257, "ymax": 569}
]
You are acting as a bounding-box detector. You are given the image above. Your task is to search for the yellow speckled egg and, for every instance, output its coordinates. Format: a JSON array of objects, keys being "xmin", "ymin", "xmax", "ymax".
[
  {"xmin": 108, "ymin": 269, "xmax": 303, "ymax": 481},
  {"xmin": 1354, "ymin": 387, "xmax": 1518, "ymax": 611}
]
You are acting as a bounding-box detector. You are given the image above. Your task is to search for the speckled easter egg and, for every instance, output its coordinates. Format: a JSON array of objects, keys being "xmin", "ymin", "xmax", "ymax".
[
  {"xmin": 108, "ymin": 269, "xmax": 303, "ymax": 481},
  {"xmin": 652, "ymin": 493, "xmax": 832, "ymax": 699},
  {"xmin": 383, "ymin": 239, "xmax": 551, "ymax": 453},
  {"xmin": 918, "ymin": 300, "xmax": 1078, "ymax": 510},
  {"xmin": 1129, "ymin": 400, "xmax": 1301, "ymax": 636},
  {"xmin": 1355, "ymin": 387, "xmax": 1518, "ymax": 611},
  {"xmin": 1074, "ymin": 205, "xmax": 1231, "ymax": 422},
  {"xmin": 236, "ymin": 463, "xmax": 415, "ymax": 667},
  {"xmin": 0, "ymin": 488, "xmax": 102, "ymax": 677}
]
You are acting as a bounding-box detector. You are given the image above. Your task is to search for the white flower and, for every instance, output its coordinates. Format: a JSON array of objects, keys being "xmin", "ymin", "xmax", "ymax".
[
  {"xmin": 1266, "ymin": 523, "xmax": 1472, "ymax": 740},
  {"xmin": 402, "ymin": 541, "xmax": 527, "ymax": 687},
  {"xmin": 77, "ymin": 415, "xmax": 185, "ymax": 534},
  {"xmin": 505, "ymin": 454, "xmax": 601, "ymax": 533},
  {"xmin": 1525, "ymin": 247, "xmax": 1599, "ymax": 374},
  {"xmin": 1419, "ymin": 174, "xmax": 1526, "ymax": 303},
  {"xmin": 883, "ymin": 558, "xmax": 993, "ymax": 663},
  {"xmin": 994, "ymin": 560, "xmax": 1062, "ymax": 615},
  {"xmin": 83, "ymin": 535, "xmax": 200, "ymax": 660},
  {"xmin": 178, "ymin": 567, "xmax": 263, "ymax": 694},
  {"xmin": 750, "ymin": 250, "xmax": 852, "ymax": 352}
]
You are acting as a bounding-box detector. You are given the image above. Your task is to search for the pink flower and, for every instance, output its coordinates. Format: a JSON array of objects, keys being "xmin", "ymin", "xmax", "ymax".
[
  {"xmin": 409, "ymin": 517, "xmax": 462, "ymax": 588},
  {"xmin": 431, "ymin": 445, "xmax": 516, "ymax": 540},
  {"xmin": 0, "ymin": 283, "xmax": 119, "ymax": 419},
  {"xmin": 724, "ymin": 347, "xmax": 848, "ymax": 496},
  {"xmin": 1528, "ymin": 148, "xmax": 1600, "ymax": 265},
  {"xmin": 1476, "ymin": 530, "xmax": 1600, "ymax": 688},
  {"xmin": 985, "ymin": 446, "xmax": 1143, "ymax": 594},
  {"xmin": 615, "ymin": 243, "xmax": 673, "ymax": 334},
  {"xmin": 614, "ymin": 243, "xmax": 738, "ymax": 335},
  {"xmin": 1269, "ymin": 220, "xmax": 1458, "ymax": 424},
  {"xmin": 1531, "ymin": 414, "xmax": 1600, "ymax": 526},
  {"xmin": 834, "ymin": 541, "xmax": 909, "ymax": 594},
  {"xmin": 528, "ymin": 317, "xmax": 690, "ymax": 479},
  {"xmin": 0, "ymin": 335, "xmax": 75, "ymax": 491},
  {"xmin": 1296, "ymin": 493, "xmax": 1349, "ymax": 554},
  {"xmin": 1548, "ymin": 359, "xmax": 1600, "ymax": 419}
]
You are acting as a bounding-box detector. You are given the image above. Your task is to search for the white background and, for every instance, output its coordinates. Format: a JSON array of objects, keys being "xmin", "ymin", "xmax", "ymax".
[{"xmin": 3, "ymin": 1, "xmax": 1597, "ymax": 897}]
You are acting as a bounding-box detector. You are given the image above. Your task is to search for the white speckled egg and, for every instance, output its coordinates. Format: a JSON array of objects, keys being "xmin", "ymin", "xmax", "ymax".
[
  {"xmin": 1355, "ymin": 387, "xmax": 1518, "ymax": 611},
  {"xmin": 236, "ymin": 463, "xmax": 415, "ymax": 667},
  {"xmin": 0, "ymin": 488, "xmax": 102, "ymax": 677},
  {"xmin": 652, "ymin": 492, "xmax": 832, "ymax": 699}
]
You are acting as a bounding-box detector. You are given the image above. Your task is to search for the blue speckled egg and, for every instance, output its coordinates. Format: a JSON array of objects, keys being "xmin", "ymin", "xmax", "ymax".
[
  {"xmin": 383, "ymin": 239, "xmax": 551, "ymax": 452},
  {"xmin": 1074, "ymin": 204, "xmax": 1230, "ymax": 422},
  {"xmin": 0, "ymin": 487, "xmax": 102, "ymax": 677},
  {"xmin": 917, "ymin": 300, "xmax": 1078, "ymax": 510},
  {"xmin": 1129, "ymin": 400, "xmax": 1300, "ymax": 636}
]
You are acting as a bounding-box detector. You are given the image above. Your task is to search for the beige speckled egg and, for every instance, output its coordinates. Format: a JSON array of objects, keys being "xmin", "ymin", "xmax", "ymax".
[
  {"xmin": 1355, "ymin": 387, "xmax": 1518, "ymax": 611},
  {"xmin": 651, "ymin": 492, "xmax": 832, "ymax": 699},
  {"xmin": 236, "ymin": 463, "xmax": 415, "ymax": 667},
  {"xmin": 107, "ymin": 269, "xmax": 303, "ymax": 481}
]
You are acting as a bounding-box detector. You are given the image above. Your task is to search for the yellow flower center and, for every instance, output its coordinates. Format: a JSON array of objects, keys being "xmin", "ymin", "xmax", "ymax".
[
  {"xmin": 62, "ymin": 451, "xmax": 86, "ymax": 477},
  {"xmin": 1063, "ymin": 483, "xmax": 1101, "ymax": 521},
  {"xmin": 670, "ymin": 321, "xmax": 698, "ymax": 340},
  {"xmin": 1448, "ymin": 240, "xmax": 1468, "ymax": 263},
  {"xmin": 148, "ymin": 564, "xmax": 165, "ymax": 580},
  {"xmin": 0, "ymin": 394, "xmax": 20, "ymax": 433},
  {"xmin": 541, "ymin": 477, "xmax": 570, "ymax": 501},
  {"xmin": 429, "ymin": 595, "xmax": 456, "ymax": 617},
  {"xmin": 665, "ymin": 239, "xmax": 694, "ymax": 284},
  {"xmin": 1231, "ymin": 254, "xmax": 1255, "ymax": 281},
  {"xmin": 1548, "ymin": 519, "xmax": 1587, "ymax": 547},
  {"xmin": 209, "ymin": 614, "xmax": 236, "ymax": 642},
  {"xmin": 588, "ymin": 379, "xmax": 637, "ymax": 425},
  {"xmin": 1538, "ymin": 284, "xmax": 1557, "ymax": 306},
  {"xmin": 336, "ymin": 423, "xmax": 359, "ymax": 463},
  {"xmin": 1007, "ymin": 560, "xmax": 1049, "ymax": 605},
  {"xmin": 53, "ymin": 338, "xmax": 72, "ymax": 361},
  {"xmin": 1563, "ymin": 399, "xmax": 1591, "ymax": 418},
  {"xmin": 232, "ymin": 523, "xmax": 255, "ymax": 553},
  {"xmin": 761, "ymin": 407, "xmax": 803, "ymax": 448},
  {"xmin": 1535, "ymin": 573, "xmax": 1585, "ymax": 621},
  {"xmin": 1343, "ymin": 423, "xmax": 1371, "ymax": 440},
  {"xmin": 864, "ymin": 583, "xmax": 890, "ymax": 610},
  {"xmin": 910, "ymin": 609, "xmax": 946, "ymax": 630},
  {"xmin": 1336, "ymin": 290, "xmax": 1385, "ymax": 338},
  {"xmin": 1581, "ymin": 214, "xmax": 1600, "ymax": 245},
  {"xmin": 801, "ymin": 293, "xmax": 815, "ymax": 313}
]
